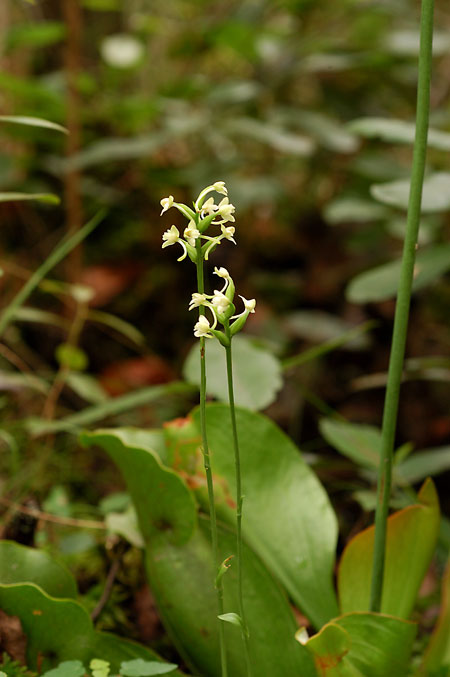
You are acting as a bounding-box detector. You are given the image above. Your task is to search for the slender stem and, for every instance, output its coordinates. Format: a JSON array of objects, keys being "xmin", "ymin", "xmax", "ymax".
[
  {"xmin": 370, "ymin": 0, "xmax": 435, "ymax": 612},
  {"xmin": 196, "ymin": 245, "xmax": 228, "ymax": 677},
  {"xmin": 224, "ymin": 326, "xmax": 252, "ymax": 677}
]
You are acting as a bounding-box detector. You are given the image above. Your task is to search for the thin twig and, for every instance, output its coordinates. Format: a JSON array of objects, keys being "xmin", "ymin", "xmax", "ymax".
[
  {"xmin": 91, "ymin": 557, "xmax": 121, "ymax": 621},
  {"xmin": 0, "ymin": 497, "xmax": 106, "ymax": 530}
]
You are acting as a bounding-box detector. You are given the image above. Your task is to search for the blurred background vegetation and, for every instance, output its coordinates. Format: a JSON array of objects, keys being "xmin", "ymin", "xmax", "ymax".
[{"xmin": 1, "ymin": 0, "xmax": 450, "ymax": 649}]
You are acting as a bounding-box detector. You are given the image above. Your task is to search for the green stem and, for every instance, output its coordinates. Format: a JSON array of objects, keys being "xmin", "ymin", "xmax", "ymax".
[
  {"xmin": 370, "ymin": 0, "xmax": 434, "ymax": 612},
  {"xmin": 196, "ymin": 246, "xmax": 228, "ymax": 677},
  {"xmin": 224, "ymin": 326, "xmax": 252, "ymax": 676}
]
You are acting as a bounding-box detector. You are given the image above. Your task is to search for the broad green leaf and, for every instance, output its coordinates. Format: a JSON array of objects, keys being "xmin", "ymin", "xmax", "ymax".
[
  {"xmin": 55, "ymin": 134, "xmax": 169, "ymax": 172},
  {"xmin": 0, "ymin": 192, "xmax": 59, "ymax": 204},
  {"xmin": 181, "ymin": 405, "xmax": 339, "ymax": 628},
  {"xmin": 145, "ymin": 517, "xmax": 317, "ymax": 677},
  {"xmin": 120, "ymin": 658, "xmax": 178, "ymax": 675},
  {"xmin": 338, "ymin": 479, "xmax": 440, "ymax": 618},
  {"xmin": 183, "ymin": 335, "xmax": 283, "ymax": 411},
  {"xmin": 274, "ymin": 107, "xmax": 358, "ymax": 153},
  {"xmin": 346, "ymin": 244, "xmax": 450, "ymax": 303},
  {"xmin": 0, "ymin": 583, "xmax": 178, "ymax": 673},
  {"xmin": 42, "ymin": 661, "xmax": 85, "ymax": 677},
  {"xmin": 348, "ymin": 117, "xmax": 450, "ymax": 151},
  {"xmin": 79, "ymin": 429, "xmax": 196, "ymax": 545},
  {"xmin": 83, "ymin": 427, "xmax": 316, "ymax": 676},
  {"xmin": 65, "ymin": 372, "xmax": 108, "ymax": 404},
  {"xmin": 283, "ymin": 321, "xmax": 375, "ymax": 370},
  {"xmin": 323, "ymin": 196, "xmax": 388, "ymax": 225},
  {"xmin": 305, "ymin": 612, "xmax": 416, "ymax": 676},
  {"xmin": 284, "ymin": 311, "xmax": 370, "ymax": 348},
  {"xmin": 371, "ymin": 173, "xmax": 450, "ymax": 212},
  {"xmin": 396, "ymin": 446, "xmax": 450, "ymax": 484},
  {"xmin": 105, "ymin": 505, "xmax": 145, "ymax": 548},
  {"xmin": 294, "ymin": 110, "xmax": 359, "ymax": 154},
  {"xmin": 224, "ymin": 116, "xmax": 314, "ymax": 156},
  {"xmin": 319, "ymin": 418, "xmax": 381, "ymax": 469},
  {"xmin": 319, "ymin": 419, "xmax": 450, "ymax": 486},
  {"xmin": 0, "ymin": 540, "xmax": 77, "ymax": 599},
  {"xmin": 0, "ymin": 115, "xmax": 68, "ymax": 134},
  {"xmin": 26, "ymin": 381, "xmax": 195, "ymax": 436},
  {"xmin": 420, "ymin": 561, "xmax": 450, "ymax": 674}
]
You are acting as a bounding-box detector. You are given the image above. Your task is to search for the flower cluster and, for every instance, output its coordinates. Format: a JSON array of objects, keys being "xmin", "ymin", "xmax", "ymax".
[
  {"xmin": 160, "ymin": 182, "xmax": 236, "ymax": 262},
  {"xmin": 160, "ymin": 182, "xmax": 256, "ymax": 343},
  {"xmin": 190, "ymin": 266, "xmax": 256, "ymax": 344}
]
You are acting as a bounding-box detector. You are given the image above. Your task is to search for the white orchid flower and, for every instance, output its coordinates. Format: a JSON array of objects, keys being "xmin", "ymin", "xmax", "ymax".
[
  {"xmin": 189, "ymin": 292, "xmax": 208, "ymax": 311},
  {"xmin": 221, "ymin": 224, "xmax": 236, "ymax": 244},
  {"xmin": 213, "ymin": 266, "xmax": 231, "ymax": 279},
  {"xmin": 194, "ymin": 181, "xmax": 228, "ymax": 211},
  {"xmin": 162, "ymin": 225, "xmax": 180, "ymax": 247},
  {"xmin": 184, "ymin": 222, "xmax": 200, "ymax": 247},
  {"xmin": 231, "ymin": 295, "xmax": 256, "ymax": 318},
  {"xmin": 216, "ymin": 197, "xmax": 235, "ymax": 223},
  {"xmin": 213, "ymin": 266, "xmax": 231, "ymax": 292},
  {"xmin": 241, "ymin": 296, "xmax": 256, "ymax": 313},
  {"xmin": 160, "ymin": 195, "xmax": 174, "ymax": 215},
  {"xmin": 161, "ymin": 225, "xmax": 187, "ymax": 260},
  {"xmin": 211, "ymin": 290, "xmax": 231, "ymax": 316},
  {"xmin": 194, "ymin": 314, "xmax": 215, "ymax": 338},
  {"xmin": 200, "ymin": 196, "xmax": 218, "ymax": 218},
  {"xmin": 213, "ymin": 181, "xmax": 228, "ymax": 195}
]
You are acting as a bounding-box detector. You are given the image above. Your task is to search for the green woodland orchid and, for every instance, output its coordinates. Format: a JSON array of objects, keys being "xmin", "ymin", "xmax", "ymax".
[
  {"xmin": 160, "ymin": 183, "xmax": 256, "ymax": 342},
  {"xmin": 160, "ymin": 181, "xmax": 255, "ymax": 676}
]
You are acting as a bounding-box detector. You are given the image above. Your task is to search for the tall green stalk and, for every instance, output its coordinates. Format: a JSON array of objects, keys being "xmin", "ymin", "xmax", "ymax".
[
  {"xmin": 224, "ymin": 323, "xmax": 252, "ymax": 677},
  {"xmin": 370, "ymin": 0, "xmax": 435, "ymax": 612},
  {"xmin": 196, "ymin": 245, "xmax": 228, "ymax": 677}
]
